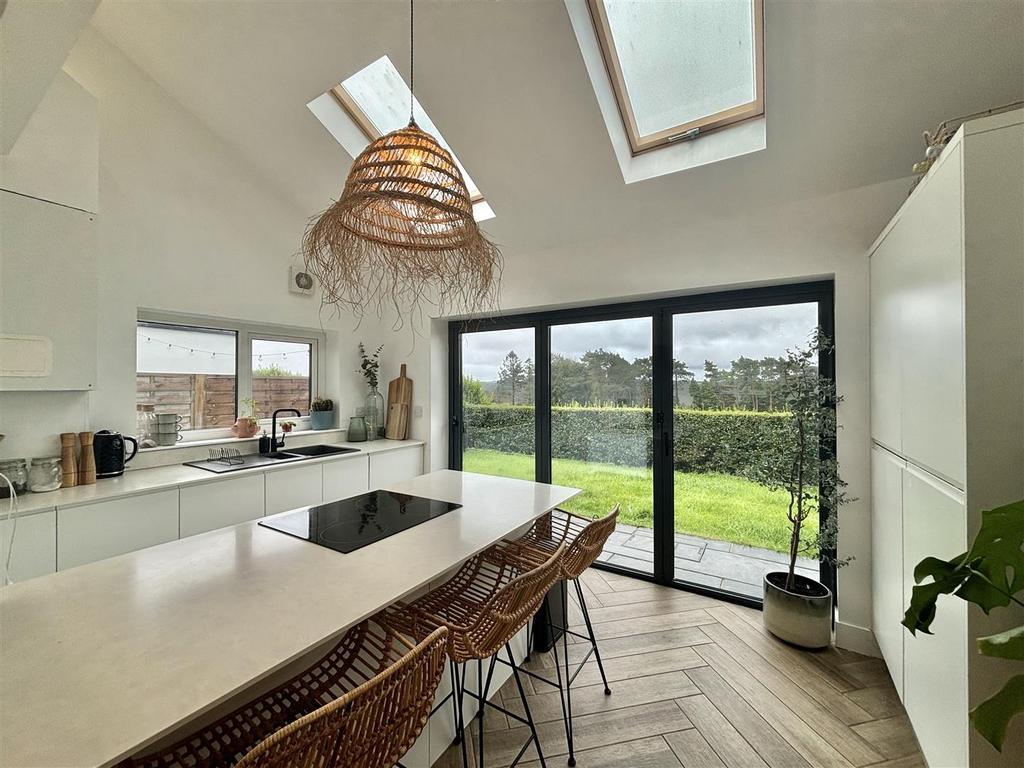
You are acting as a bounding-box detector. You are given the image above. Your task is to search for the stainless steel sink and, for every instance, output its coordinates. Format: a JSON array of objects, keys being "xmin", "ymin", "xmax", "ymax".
[{"xmin": 282, "ymin": 444, "xmax": 361, "ymax": 457}]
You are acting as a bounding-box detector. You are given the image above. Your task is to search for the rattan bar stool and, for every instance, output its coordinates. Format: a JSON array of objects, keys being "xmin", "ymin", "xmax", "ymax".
[
  {"xmin": 504, "ymin": 505, "xmax": 620, "ymax": 767},
  {"xmin": 383, "ymin": 540, "xmax": 567, "ymax": 768},
  {"xmin": 119, "ymin": 617, "xmax": 448, "ymax": 768}
]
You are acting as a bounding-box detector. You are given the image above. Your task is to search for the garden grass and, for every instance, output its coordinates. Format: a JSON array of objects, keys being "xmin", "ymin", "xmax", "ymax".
[{"xmin": 462, "ymin": 448, "xmax": 817, "ymax": 554}]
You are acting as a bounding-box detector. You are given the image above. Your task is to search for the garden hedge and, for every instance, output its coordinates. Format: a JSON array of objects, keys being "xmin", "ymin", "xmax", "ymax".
[{"xmin": 463, "ymin": 404, "xmax": 792, "ymax": 477}]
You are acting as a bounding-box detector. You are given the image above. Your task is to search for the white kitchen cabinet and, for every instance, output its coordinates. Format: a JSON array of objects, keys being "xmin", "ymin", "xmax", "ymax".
[
  {"xmin": 1, "ymin": 509, "xmax": 56, "ymax": 583},
  {"xmin": 902, "ymin": 465, "xmax": 969, "ymax": 768},
  {"xmin": 0, "ymin": 190, "xmax": 97, "ymax": 391},
  {"xmin": 871, "ymin": 446, "xmax": 905, "ymax": 700},
  {"xmin": 369, "ymin": 446, "xmax": 424, "ymax": 490},
  {"xmin": 57, "ymin": 490, "xmax": 179, "ymax": 570},
  {"xmin": 868, "ymin": 217, "xmax": 906, "ymax": 454},
  {"xmin": 265, "ymin": 463, "xmax": 323, "ymax": 516},
  {"xmin": 322, "ymin": 455, "xmax": 369, "ymax": 503},
  {"xmin": 179, "ymin": 475, "xmax": 265, "ymax": 538}
]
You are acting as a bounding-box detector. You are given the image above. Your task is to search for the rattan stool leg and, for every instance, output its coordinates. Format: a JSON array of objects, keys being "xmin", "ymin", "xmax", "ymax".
[{"xmin": 574, "ymin": 579, "xmax": 611, "ymax": 695}]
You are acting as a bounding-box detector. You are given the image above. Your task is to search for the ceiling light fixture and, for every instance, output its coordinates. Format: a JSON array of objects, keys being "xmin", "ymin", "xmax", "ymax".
[{"xmin": 303, "ymin": 0, "xmax": 501, "ymax": 326}]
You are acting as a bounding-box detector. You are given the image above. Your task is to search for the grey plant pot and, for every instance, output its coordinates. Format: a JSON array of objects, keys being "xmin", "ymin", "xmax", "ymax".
[
  {"xmin": 762, "ymin": 572, "xmax": 833, "ymax": 649},
  {"xmin": 309, "ymin": 410, "xmax": 335, "ymax": 430}
]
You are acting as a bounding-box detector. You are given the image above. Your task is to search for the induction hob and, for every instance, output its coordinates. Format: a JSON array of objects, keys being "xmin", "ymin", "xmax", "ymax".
[{"xmin": 258, "ymin": 490, "xmax": 461, "ymax": 554}]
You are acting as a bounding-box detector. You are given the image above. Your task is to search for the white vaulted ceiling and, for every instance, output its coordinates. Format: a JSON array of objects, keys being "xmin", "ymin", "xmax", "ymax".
[{"xmin": 87, "ymin": 0, "xmax": 1022, "ymax": 266}]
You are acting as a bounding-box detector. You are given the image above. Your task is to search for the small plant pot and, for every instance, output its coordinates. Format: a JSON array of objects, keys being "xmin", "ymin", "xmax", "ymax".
[
  {"xmin": 310, "ymin": 410, "xmax": 335, "ymax": 430},
  {"xmin": 231, "ymin": 418, "xmax": 259, "ymax": 439},
  {"xmin": 762, "ymin": 572, "xmax": 832, "ymax": 649}
]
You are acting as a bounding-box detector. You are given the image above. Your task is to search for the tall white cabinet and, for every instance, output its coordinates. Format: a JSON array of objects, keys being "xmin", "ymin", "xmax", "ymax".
[{"xmin": 869, "ymin": 110, "xmax": 1024, "ymax": 767}]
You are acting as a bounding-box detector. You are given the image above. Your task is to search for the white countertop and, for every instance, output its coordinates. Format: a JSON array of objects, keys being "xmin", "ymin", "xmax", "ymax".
[
  {"xmin": 8, "ymin": 438, "xmax": 423, "ymax": 517},
  {"xmin": 0, "ymin": 470, "xmax": 579, "ymax": 768}
]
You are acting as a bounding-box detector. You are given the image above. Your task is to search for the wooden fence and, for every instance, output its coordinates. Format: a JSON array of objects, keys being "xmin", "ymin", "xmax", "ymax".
[{"xmin": 136, "ymin": 374, "xmax": 310, "ymax": 429}]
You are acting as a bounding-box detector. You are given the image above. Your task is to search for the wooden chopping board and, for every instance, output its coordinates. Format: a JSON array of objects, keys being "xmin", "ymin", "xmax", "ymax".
[{"xmin": 384, "ymin": 363, "xmax": 413, "ymax": 439}]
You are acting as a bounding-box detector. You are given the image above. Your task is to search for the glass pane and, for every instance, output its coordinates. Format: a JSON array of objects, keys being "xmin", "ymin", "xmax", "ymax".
[
  {"xmin": 461, "ymin": 328, "xmax": 535, "ymax": 481},
  {"xmin": 671, "ymin": 303, "xmax": 819, "ymax": 598},
  {"xmin": 136, "ymin": 322, "xmax": 237, "ymax": 430},
  {"xmin": 252, "ymin": 339, "xmax": 313, "ymax": 417},
  {"xmin": 341, "ymin": 56, "xmax": 482, "ymax": 199},
  {"xmin": 551, "ymin": 317, "xmax": 653, "ymax": 575},
  {"xmin": 601, "ymin": 0, "xmax": 756, "ymax": 136}
]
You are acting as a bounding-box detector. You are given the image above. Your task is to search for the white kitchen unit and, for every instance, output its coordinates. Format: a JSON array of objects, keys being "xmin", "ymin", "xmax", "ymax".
[
  {"xmin": 57, "ymin": 489, "xmax": 179, "ymax": 571},
  {"xmin": 179, "ymin": 475, "xmax": 265, "ymax": 538},
  {"xmin": 322, "ymin": 453, "xmax": 369, "ymax": 502},
  {"xmin": 1, "ymin": 509, "xmax": 56, "ymax": 583},
  {"xmin": 868, "ymin": 109, "xmax": 1024, "ymax": 767},
  {"xmin": 369, "ymin": 444, "xmax": 424, "ymax": 489},
  {"xmin": 264, "ymin": 463, "xmax": 324, "ymax": 516}
]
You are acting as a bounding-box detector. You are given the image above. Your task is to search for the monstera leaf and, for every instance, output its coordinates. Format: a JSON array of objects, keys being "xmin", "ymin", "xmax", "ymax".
[{"xmin": 903, "ymin": 499, "xmax": 1024, "ymax": 751}]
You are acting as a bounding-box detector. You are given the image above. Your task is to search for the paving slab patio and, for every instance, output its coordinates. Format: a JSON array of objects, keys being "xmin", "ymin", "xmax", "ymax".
[{"xmin": 595, "ymin": 523, "xmax": 819, "ymax": 599}]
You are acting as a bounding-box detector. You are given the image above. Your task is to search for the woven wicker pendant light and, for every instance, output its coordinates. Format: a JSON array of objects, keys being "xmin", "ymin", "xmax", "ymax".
[{"xmin": 303, "ymin": 0, "xmax": 501, "ymax": 323}]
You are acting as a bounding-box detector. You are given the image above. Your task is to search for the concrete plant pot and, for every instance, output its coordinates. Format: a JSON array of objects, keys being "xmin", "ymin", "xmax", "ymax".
[
  {"xmin": 763, "ymin": 572, "xmax": 832, "ymax": 649},
  {"xmin": 309, "ymin": 409, "xmax": 335, "ymax": 430}
]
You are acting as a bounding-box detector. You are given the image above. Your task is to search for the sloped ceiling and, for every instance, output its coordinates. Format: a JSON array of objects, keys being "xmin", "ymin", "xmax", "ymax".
[{"xmin": 89, "ymin": 0, "xmax": 1023, "ymax": 259}]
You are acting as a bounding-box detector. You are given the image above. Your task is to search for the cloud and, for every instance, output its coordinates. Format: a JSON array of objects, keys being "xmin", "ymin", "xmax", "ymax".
[{"xmin": 460, "ymin": 302, "xmax": 818, "ymax": 381}]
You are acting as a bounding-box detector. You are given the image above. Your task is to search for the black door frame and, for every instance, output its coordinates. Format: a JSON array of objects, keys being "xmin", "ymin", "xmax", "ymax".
[{"xmin": 449, "ymin": 280, "xmax": 836, "ymax": 609}]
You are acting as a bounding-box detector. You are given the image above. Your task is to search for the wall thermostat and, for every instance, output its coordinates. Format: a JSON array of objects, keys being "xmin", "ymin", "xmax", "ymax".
[{"xmin": 289, "ymin": 265, "xmax": 314, "ymax": 295}]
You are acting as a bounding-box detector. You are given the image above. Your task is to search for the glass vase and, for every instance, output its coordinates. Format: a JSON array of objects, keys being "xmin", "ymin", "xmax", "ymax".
[{"xmin": 364, "ymin": 386, "xmax": 384, "ymax": 440}]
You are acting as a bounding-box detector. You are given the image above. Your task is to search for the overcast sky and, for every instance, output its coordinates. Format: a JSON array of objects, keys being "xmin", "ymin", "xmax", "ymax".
[{"xmin": 461, "ymin": 303, "xmax": 818, "ymax": 381}]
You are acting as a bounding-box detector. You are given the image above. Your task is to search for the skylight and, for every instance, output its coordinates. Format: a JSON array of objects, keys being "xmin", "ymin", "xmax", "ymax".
[
  {"xmin": 331, "ymin": 56, "xmax": 490, "ymax": 214},
  {"xmin": 588, "ymin": 0, "xmax": 764, "ymax": 154}
]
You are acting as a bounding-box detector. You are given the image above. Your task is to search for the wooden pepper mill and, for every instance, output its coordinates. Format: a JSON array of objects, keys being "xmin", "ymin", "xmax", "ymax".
[
  {"xmin": 60, "ymin": 433, "xmax": 78, "ymax": 488},
  {"xmin": 78, "ymin": 431, "xmax": 96, "ymax": 485}
]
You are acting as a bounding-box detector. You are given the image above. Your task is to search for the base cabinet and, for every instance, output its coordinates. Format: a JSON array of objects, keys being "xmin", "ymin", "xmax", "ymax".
[
  {"xmin": 1, "ymin": 509, "xmax": 56, "ymax": 583},
  {"xmin": 180, "ymin": 475, "xmax": 265, "ymax": 538},
  {"xmin": 57, "ymin": 490, "xmax": 179, "ymax": 571},
  {"xmin": 322, "ymin": 455, "xmax": 369, "ymax": 502},
  {"xmin": 265, "ymin": 464, "xmax": 324, "ymax": 516},
  {"xmin": 370, "ymin": 446, "xmax": 424, "ymax": 489}
]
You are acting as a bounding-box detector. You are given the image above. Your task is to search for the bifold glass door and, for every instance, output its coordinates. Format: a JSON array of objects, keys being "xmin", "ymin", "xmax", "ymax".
[{"xmin": 449, "ymin": 282, "xmax": 834, "ymax": 604}]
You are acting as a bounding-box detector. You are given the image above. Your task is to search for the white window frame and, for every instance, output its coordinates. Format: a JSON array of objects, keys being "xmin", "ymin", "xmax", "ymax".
[{"xmin": 137, "ymin": 310, "xmax": 324, "ymax": 443}]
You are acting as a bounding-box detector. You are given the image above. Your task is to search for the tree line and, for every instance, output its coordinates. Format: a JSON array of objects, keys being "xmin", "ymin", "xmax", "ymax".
[{"xmin": 463, "ymin": 348, "xmax": 811, "ymax": 412}]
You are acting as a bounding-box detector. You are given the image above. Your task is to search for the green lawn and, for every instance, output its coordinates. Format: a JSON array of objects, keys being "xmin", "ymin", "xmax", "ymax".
[{"xmin": 462, "ymin": 448, "xmax": 815, "ymax": 554}]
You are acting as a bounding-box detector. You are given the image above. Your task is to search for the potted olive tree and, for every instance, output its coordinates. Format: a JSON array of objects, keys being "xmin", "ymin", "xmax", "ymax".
[{"xmin": 750, "ymin": 330, "xmax": 850, "ymax": 649}]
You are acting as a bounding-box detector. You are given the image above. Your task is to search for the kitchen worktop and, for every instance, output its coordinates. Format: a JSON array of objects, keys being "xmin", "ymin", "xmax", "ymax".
[
  {"xmin": 0, "ymin": 470, "xmax": 579, "ymax": 768},
  {"xmin": 6, "ymin": 438, "xmax": 423, "ymax": 517}
]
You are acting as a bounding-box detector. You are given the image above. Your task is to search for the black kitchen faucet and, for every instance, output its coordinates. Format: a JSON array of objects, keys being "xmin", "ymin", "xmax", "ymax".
[{"xmin": 269, "ymin": 408, "xmax": 301, "ymax": 452}]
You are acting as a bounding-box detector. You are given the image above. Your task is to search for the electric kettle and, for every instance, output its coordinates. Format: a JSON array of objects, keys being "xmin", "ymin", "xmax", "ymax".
[{"xmin": 93, "ymin": 430, "xmax": 139, "ymax": 478}]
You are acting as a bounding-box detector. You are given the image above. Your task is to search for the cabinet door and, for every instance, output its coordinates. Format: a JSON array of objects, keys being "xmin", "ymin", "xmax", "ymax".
[
  {"xmin": 0, "ymin": 509, "xmax": 56, "ymax": 583},
  {"xmin": 870, "ymin": 221, "xmax": 907, "ymax": 452},
  {"xmin": 57, "ymin": 490, "xmax": 179, "ymax": 570},
  {"xmin": 369, "ymin": 447, "xmax": 424, "ymax": 489},
  {"xmin": 322, "ymin": 456, "xmax": 369, "ymax": 503},
  {"xmin": 871, "ymin": 445, "xmax": 905, "ymax": 699},
  {"xmin": 265, "ymin": 464, "xmax": 323, "ymax": 516},
  {"xmin": 902, "ymin": 465, "xmax": 968, "ymax": 768},
  {"xmin": 179, "ymin": 475, "xmax": 265, "ymax": 538},
  {"xmin": 899, "ymin": 144, "xmax": 966, "ymax": 487}
]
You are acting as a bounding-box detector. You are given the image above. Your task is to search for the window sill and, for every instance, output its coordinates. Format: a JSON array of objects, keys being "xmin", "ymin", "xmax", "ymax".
[{"xmin": 138, "ymin": 428, "xmax": 345, "ymax": 453}]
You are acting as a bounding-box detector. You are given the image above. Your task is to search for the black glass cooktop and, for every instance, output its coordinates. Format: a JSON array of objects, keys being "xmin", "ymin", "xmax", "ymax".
[{"xmin": 258, "ymin": 490, "xmax": 461, "ymax": 554}]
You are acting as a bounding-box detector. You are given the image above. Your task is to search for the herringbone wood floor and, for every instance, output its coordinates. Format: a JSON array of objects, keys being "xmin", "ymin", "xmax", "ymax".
[{"xmin": 438, "ymin": 568, "xmax": 924, "ymax": 768}]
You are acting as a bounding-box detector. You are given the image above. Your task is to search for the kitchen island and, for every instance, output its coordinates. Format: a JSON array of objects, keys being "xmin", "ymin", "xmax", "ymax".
[{"xmin": 0, "ymin": 470, "xmax": 580, "ymax": 768}]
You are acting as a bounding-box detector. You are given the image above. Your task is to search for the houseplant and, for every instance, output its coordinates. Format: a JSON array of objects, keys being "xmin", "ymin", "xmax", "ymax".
[
  {"xmin": 231, "ymin": 398, "xmax": 261, "ymax": 438},
  {"xmin": 310, "ymin": 397, "xmax": 335, "ymax": 430},
  {"xmin": 750, "ymin": 330, "xmax": 850, "ymax": 648},
  {"xmin": 903, "ymin": 498, "xmax": 1024, "ymax": 751},
  {"xmin": 358, "ymin": 343, "xmax": 384, "ymax": 440}
]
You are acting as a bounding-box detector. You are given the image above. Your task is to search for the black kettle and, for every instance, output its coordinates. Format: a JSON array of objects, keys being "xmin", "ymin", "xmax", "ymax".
[{"xmin": 93, "ymin": 430, "xmax": 139, "ymax": 478}]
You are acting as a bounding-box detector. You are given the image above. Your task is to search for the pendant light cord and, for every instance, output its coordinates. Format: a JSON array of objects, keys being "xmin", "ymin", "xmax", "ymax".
[{"xmin": 409, "ymin": 0, "xmax": 415, "ymax": 124}]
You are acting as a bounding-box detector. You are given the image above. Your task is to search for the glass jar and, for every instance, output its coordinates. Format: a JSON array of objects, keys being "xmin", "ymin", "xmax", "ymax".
[
  {"xmin": 0, "ymin": 458, "xmax": 29, "ymax": 497},
  {"xmin": 364, "ymin": 387, "xmax": 384, "ymax": 440},
  {"xmin": 28, "ymin": 457, "xmax": 62, "ymax": 493},
  {"xmin": 137, "ymin": 404, "xmax": 156, "ymax": 447}
]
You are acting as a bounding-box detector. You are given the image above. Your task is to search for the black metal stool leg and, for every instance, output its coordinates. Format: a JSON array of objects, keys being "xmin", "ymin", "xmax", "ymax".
[
  {"xmin": 477, "ymin": 655, "xmax": 497, "ymax": 768},
  {"xmin": 574, "ymin": 578, "xmax": 611, "ymax": 695},
  {"xmin": 456, "ymin": 662, "xmax": 470, "ymax": 768},
  {"xmin": 507, "ymin": 642, "xmax": 547, "ymax": 768},
  {"xmin": 544, "ymin": 598, "xmax": 573, "ymax": 766},
  {"xmin": 562, "ymin": 582, "xmax": 577, "ymax": 766}
]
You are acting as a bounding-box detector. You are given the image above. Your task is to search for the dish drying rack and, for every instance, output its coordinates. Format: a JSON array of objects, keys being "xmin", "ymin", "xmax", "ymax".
[{"xmin": 208, "ymin": 447, "xmax": 244, "ymax": 466}]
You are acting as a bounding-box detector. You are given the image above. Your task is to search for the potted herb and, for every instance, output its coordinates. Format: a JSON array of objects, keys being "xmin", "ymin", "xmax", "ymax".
[
  {"xmin": 279, "ymin": 420, "xmax": 296, "ymax": 434},
  {"xmin": 358, "ymin": 343, "xmax": 384, "ymax": 440},
  {"xmin": 750, "ymin": 330, "xmax": 850, "ymax": 648},
  {"xmin": 231, "ymin": 398, "xmax": 261, "ymax": 438},
  {"xmin": 310, "ymin": 397, "xmax": 335, "ymax": 430},
  {"xmin": 903, "ymin": 499, "xmax": 1024, "ymax": 752}
]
